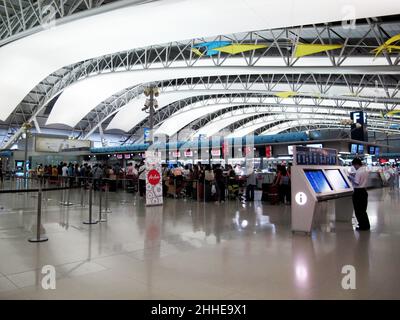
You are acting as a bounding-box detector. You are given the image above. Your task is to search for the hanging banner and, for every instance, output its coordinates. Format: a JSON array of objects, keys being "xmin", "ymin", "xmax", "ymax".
[
  {"xmin": 145, "ymin": 151, "xmax": 163, "ymax": 206},
  {"xmin": 144, "ymin": 128, "xmax": 151, "ymax": 143},
  {"xmin": 294, "ymin": 43, "xmax": 343, "ymax": 58}
]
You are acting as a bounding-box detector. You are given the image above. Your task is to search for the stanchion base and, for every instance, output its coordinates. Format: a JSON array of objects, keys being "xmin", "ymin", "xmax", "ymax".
[
  {"xmin": 28, "ymin": 236, "xmax": 49, "ymax": 243},
  {"xmin": 60, "ymin": 202, "xmax": 74, "ymax": 206},
  {"xmin": 83, "ymin": 220, "xmax": 99, "ymax": 225}
]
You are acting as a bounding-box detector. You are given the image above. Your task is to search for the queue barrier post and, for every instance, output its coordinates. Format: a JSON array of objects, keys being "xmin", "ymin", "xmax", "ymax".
[
  {"xmin": 28, "ymin": 180, "xmax": 48, "ymax": 243},
  {"xmin": 80, "ymin": 184, "xmax": 86, "ymax": 207},
  {"xmin": 60, "ymin": 177, "xmax": 74, "ymax": 206},
  {"xmin": 97, "ymin": 180, "xmax": 107, "ymax": 222},
  {"xmin": 83, "ymin": 183, "xmax": 98, "ymax": 225},
  {"xmin": 102, "ymin": 182, "xmax": 112, "ymax": 213}
]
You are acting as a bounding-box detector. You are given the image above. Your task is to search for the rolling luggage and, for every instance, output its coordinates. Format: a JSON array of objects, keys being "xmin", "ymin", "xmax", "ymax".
[{"xmin": 268, "ymin": 185, "xmax": 279, "ymax": 205}]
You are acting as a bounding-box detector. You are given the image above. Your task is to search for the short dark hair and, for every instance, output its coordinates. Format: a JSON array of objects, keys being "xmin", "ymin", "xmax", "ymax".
[{"xmin": 352, "ymin": 158, "xmax": 362, "ymax": 166}]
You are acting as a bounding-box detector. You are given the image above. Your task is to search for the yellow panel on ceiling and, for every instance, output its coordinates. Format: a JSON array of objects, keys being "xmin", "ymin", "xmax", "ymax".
[
  {"xmin": 294, "ymin": 43, "xmax": 343, "ymax": 58},
  {"xmin": 275, "ymin": 91, "xmax": 297, "ymax": 99},
  {"xmin": 386, "ymin": 110, "xmax": 400, "ymax": 117},
  {"xmin": 372, "ymin": 45, "xmax": 400, "ymax": 56},
  {"xmin": 372, "ymin": 33, "xmax": 400, "ymax": 57},
  {"xmin": 213, "ymin": 44, "xmax": 267, "ymax": 54},
  {"xmin": 191, "ymin": 48, "xmax": 204, "ymax": 56}
]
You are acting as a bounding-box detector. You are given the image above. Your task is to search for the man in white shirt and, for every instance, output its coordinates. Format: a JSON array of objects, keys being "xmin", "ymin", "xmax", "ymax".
[
  {"xmin": 62, "ymin": 164, "xmax": 68, "ymax": 177},
  {"xmin": 348, "ymin": 158, "xmax": 370, "ymax": 231}
]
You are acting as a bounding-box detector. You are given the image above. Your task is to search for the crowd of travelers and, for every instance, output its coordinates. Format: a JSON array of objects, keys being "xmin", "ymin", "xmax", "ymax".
[{"xmin": 26, "ymin": 161, "xmax": 293, "ymax": 205}]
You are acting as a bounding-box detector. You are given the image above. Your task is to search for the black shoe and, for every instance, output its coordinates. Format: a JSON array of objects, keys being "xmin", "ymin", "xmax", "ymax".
[{"xmin": 356, "ymin": 227, "xmax": 370, "ymax": 231}]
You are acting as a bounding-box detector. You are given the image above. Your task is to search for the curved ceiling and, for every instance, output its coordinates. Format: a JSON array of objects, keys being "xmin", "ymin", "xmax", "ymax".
[
  {"xmin": 1, "ymin": 0, "xmax": 400, "ymax": 121},
  {"xmin": 155, "ymin": 103, "xmax": 244, "ymax": 136},
  {"xmin": 47, "ymin": 71, "xmax": 398, "ymax": 130}
]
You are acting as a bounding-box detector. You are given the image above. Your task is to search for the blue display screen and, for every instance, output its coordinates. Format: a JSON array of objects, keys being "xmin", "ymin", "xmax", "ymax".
[
  {"xmin": 304, "ymin": 169, "xmax": 333, "ymax": 193},
  {"xmin": 368, "ymin": 146, "xmax": 375, "ymax": 155},
  {"xmin": 375, "ymin": 147, "xmax": 380, "ymax": 155},
  {"xmin": 350, "ymin": 144, "xmax": 357, "ymax": 154},
  {"xmin": 325, "ymin": 169, "xmax": 350, "ymax": 190},
  {"xmin": 358, "ymin": 144, "xmax": 364, "ymax": 154}
]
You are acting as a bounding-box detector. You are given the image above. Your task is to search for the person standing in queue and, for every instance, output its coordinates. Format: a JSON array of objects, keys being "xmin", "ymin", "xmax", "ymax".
[{"xmin": 348, "ymin": 158, "xmax": 370, "ymax": 231}]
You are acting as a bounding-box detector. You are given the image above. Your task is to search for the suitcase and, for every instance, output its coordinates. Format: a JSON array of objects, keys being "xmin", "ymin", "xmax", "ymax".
[{"xmin": 268, "ymin": 185, "xmax": 280, "ymax": 205}]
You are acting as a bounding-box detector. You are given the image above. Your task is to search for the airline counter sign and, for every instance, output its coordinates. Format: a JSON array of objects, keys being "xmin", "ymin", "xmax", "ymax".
[{"xmin": 145, "ymin": 151, "xmax": 163, "ymax": 206}]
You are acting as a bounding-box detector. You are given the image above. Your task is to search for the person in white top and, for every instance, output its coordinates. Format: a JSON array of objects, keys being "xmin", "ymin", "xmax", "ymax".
[
  {"xmin": 348, "ymin": 158, "xmax": 370, "ymax": 231},
  {"xmin": 61, "ymin": 164, "xmax": 68, "ymax": 177}
]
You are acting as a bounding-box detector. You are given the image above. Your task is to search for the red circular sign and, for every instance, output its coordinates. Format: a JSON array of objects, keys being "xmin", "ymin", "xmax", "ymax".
[{"xmin": 148, "ymin": 169, "xmax": 161, "ymax": 186}]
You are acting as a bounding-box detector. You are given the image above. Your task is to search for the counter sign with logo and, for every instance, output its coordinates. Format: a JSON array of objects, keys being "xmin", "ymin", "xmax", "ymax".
[{"xmin": 145, "ymin": 151, "xmax": 163, "ymax": 206}]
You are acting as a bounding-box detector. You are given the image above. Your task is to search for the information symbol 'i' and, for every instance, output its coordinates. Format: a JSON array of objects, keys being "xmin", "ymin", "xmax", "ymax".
[{"xmin": 295, "ymin": 192, "xmax": 307, "ymax": 206}]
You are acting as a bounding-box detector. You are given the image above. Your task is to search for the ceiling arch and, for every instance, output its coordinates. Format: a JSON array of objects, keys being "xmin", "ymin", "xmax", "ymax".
[{"xmin": 3, "ymin": 0, "xmax": 396, "ymax": 122}]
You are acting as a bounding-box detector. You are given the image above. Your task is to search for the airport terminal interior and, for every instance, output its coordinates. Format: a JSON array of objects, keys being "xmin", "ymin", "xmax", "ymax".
[{"xmin": 1, "ymin": 0, "xmax": 400, "ymax": 300}]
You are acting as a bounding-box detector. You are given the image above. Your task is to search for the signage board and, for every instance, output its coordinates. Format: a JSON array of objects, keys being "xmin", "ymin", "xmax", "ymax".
[
  {"xmin": 184, "ymin": 150, "xmax": 193, "ymax": 157},
  {"xmin": 35, "ymin": 136, "xmax": 91, "ymax": 153},
  {"xmin": 294, "ymin": 146, "xmax": 337, "ymax": 165},
  {"xmin": 145, "ymin": 151, "xmax": 163, "ymax": 206},
  {"xmin": 265, "ymin": 145, "xmax": 272, "ymax": 158},
  {"xmin": 144, "ymin": 128, "xmax": 151, "ymax": 143}
]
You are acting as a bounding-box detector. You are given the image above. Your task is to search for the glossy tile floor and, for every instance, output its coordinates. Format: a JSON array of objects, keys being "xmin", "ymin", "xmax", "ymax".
[{"xmin": 0, "ymin": 186, "xmax": 399, "ymax": 299}]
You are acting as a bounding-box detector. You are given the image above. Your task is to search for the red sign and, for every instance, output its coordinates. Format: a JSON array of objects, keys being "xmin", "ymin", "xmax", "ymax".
[
  {"xmin": 265, "ymin": 145, "xmax": 272, "ymax": 158},
  {"xmin": 172, "ymin": 151, "xmax": 180, "ymax": 158},
  {"xmin": 211, "ymin": 149, "xmax": 221, "ymax": 157},
  {"xmin": 184, "ymin": 150, "xmax": 193, "ymax": 157},
  {"xmin": 148, "ymin": 169, "xmax": 161, "ymax": 186},
  {"xmin": 222, "ymin": 142, "xmax": 229, "ymax": 157}
]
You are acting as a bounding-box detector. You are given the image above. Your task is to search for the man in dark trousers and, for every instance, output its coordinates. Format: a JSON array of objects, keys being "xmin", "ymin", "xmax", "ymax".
[{"xmin": 349, "ymin": 158, "xmax": 370, "ymax": 231}]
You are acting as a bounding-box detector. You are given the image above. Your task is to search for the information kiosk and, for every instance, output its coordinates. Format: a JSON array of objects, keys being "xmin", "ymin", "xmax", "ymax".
[{"xmin": 291, "ymin": 146, "xmax": 354, "ymax": 234}]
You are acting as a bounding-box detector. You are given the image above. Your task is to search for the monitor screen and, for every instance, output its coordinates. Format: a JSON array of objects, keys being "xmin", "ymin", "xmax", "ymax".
[
  {"xmin": 304, "ymin": 169, "xmax": 333, "ymax": 193},
  {"xmin": 368, "ymin": 146, "xmax": 375, "ymax": 155},
  {"xmin": 358, "ymin": 144, "xmax": 364, "ymax": 154},
  {"xmin": 350, "ymin": 144, "xmax": 358, "ymax": 154},
  {"xmin": 306, "ymin": 143, "xmax": 323, "ymax": 148},
  {"xmin": 375, "ymin": 147, "xmax": 380, "ymax": 155},
  {"xmin": 325, "ymin": 169, "xmax": 350, "ymax": 190},
  {"xmin": 15, "ymin": 161, "xmax": 23, "ymax": 167}
]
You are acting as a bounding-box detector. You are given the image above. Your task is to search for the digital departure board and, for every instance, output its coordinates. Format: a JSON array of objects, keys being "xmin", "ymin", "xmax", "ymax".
[
  {"xmin": 295, "ymin": 146, "xmax": 337, "ymax": 165},
  {"xmin": 304, "ymin": 169, "xmax": 333, "ymax": 193}
]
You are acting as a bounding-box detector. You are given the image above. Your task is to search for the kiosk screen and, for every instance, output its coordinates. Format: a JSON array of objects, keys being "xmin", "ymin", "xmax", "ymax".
[
  {"xmin": 325, "ymin": 169, "xmax": 350, "ymax": 190},
  {"xmin": 304, "ymin": 169, "xmax": 333, "ymax": 193}
]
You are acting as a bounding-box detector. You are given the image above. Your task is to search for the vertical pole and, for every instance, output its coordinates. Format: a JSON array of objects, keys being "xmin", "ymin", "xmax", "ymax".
[
  {"xmin": 28, "ymin": 179, "xmax": 48, "ymax": 242},
  {"xmin": 83, "ymin": 183, "xmax": 98, "ymax": 224},
  {"xmin": 149, "ymin": 88, "xmax": 154, "ymax": 145},
  {"xmin": 98, "ymin": 181, "xmax": 102, "ymax": 222},
  {"xmin": 103, "ymin": 183, "xmax": 111, "ymax": 213},
  {"xmin": 80, "ymin": 185, "xmax": 85, "ymax": 207},
  {"xmin": 23, "ymin": 131, "xmax": 28, "ymax": 179}
]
